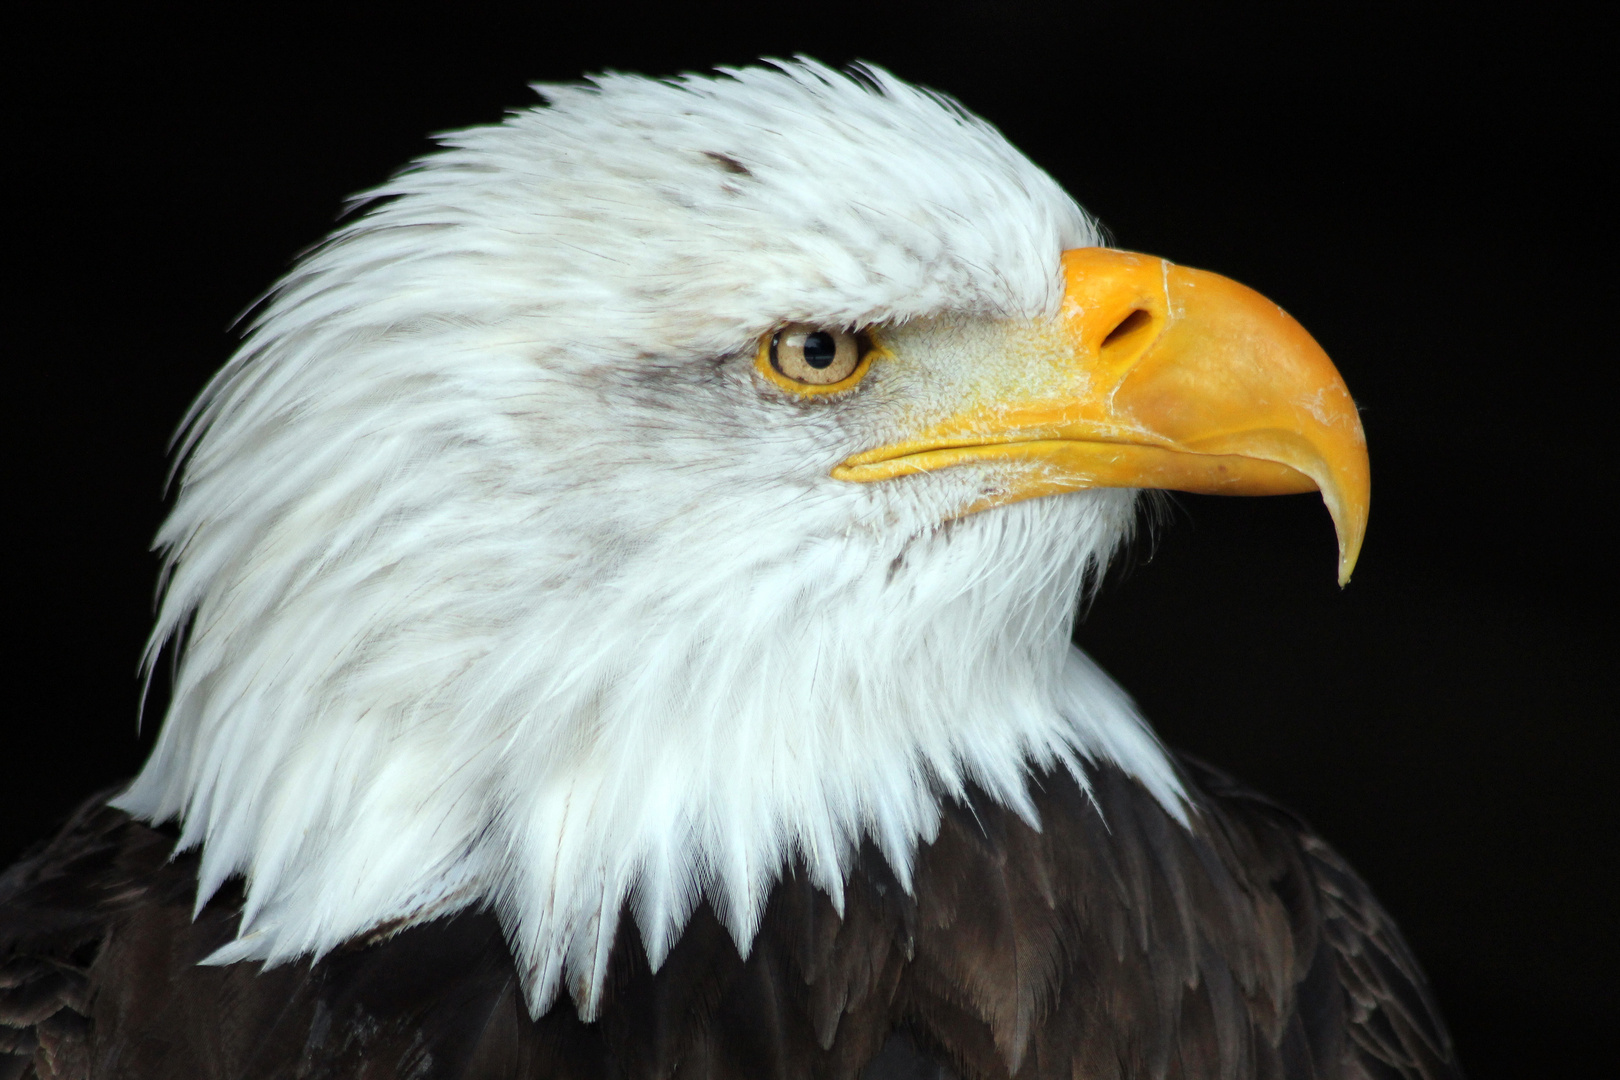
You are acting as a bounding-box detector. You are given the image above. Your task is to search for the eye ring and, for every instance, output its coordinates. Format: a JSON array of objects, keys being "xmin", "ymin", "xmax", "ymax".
[{"xmin": 755, "ymin": 323, "xmax": 876, "ymax": 396}]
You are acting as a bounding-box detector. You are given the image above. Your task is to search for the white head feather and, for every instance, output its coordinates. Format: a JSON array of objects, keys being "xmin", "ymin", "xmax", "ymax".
[{"xmin": 113, "ymin": 60, "xmax": 1185, "ymax": 1018}]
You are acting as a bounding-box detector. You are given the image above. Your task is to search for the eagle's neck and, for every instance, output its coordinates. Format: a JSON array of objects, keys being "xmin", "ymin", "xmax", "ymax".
[{"xmin": 115, "ymin": 490, "xmax": 1182, "ymax": 1018}]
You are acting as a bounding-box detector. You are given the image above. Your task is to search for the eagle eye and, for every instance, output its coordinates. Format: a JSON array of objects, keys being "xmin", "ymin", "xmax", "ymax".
[{"xmin": 756, "ymin": 323, "xmax": 874, "ymax": 395}]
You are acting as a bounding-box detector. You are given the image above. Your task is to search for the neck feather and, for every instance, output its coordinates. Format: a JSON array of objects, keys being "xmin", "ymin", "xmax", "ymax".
[{"xmin": 116, "ymin": 491, "xmax": 1182, "ymax": 1018}]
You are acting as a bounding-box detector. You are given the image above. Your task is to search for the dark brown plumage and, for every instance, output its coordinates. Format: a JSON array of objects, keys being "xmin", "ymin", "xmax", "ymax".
[{"xmin": 1, "ymin": 757, "xmax": 1457, "ymax": 1080}]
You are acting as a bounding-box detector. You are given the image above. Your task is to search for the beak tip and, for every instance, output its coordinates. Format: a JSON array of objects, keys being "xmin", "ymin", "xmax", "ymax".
[
  {"xmin": 1333, "ymin": 516, "xmax": 1365, "ymax": 588},
  {"xmin": 1321, "ymin": 482, "xmax": 1368, "ymax": 588}
]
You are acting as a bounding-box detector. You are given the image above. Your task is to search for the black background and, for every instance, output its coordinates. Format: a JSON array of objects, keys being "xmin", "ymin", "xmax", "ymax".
[{"xmin": 8, "ymin": 3, "xmax": 1613, "ymax": 1075}]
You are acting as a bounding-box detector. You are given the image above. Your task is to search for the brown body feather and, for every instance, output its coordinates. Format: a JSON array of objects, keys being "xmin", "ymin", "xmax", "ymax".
[{"xmin": 0, "ymin": 759, "xmax": 1458, "ymax": 1080}]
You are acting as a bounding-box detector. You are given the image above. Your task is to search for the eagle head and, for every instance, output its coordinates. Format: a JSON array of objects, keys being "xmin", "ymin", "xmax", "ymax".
[{"xmin": 113, "ymin": 61, "xmax": 1368, "ymax": 1018}]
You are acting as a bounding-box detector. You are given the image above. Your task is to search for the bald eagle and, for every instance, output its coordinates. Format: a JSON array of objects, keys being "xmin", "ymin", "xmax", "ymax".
[{"xmin": 0, "ymin": 62, "xmax": 1457, "ymax": 1079}]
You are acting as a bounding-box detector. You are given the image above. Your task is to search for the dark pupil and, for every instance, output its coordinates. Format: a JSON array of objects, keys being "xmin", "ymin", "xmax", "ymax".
[{"xmin": 802, "ymin": 332, "xmax": 838, "ymax": 369}]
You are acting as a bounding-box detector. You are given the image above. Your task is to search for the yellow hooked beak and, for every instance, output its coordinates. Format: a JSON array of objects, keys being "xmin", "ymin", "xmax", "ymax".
[{"xmin": 834, "ymin": 248, "xmax": 1370, "ymax": 584}]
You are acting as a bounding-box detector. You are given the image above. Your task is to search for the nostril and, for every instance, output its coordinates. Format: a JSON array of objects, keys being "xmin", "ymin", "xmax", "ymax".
[{"xmin": 1102, "ymin": 308, "xmax": 1154, "ymax": 349}]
